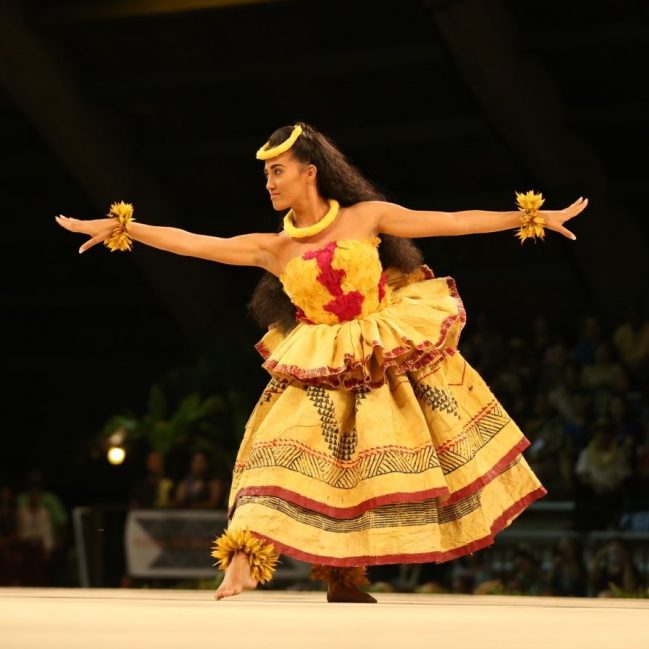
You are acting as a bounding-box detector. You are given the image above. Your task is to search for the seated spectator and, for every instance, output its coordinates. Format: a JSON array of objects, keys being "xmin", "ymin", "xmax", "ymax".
[
  {"xmin": 464, "ymin": 553, "xmax": 494, "ymax": 590},
  {"xmin": 0, "ymin": 483, "xmax": 20, "ymax": 585},
  {"xmin": 607, "ymin": 395, "xmax": 642, "ymax": 461},
  {"xmin": 504, "ymin": 547, "xmax": 548, "ymax": 595},
  {"xmin": 547, "ymin": 537, "xmax": 587, "ymax": 596},
  {"xmin": 16, "ymin": 470, "xmax": 69, "ymax": 586},
  {"xmin": 571, "ymin": 314, "xmax": 604, "ymax": 367},
  {"xmin": 525, "ymin": 392, "xmax": 568, "ymax": 494},
  {"xmin": 449, "ymin": 554, "xmax": 494, "ymax": 594},
  {"xmin": 574, "ymin": 417, "xmax": 632, "ymax": 530},
  {"xmin": 580, "ymin": 342, "xmax": 629, "ymax": 415},
  {"xmin": 16, "ymin": 470, "xmax": 68, "ymax": 553},
  {"xmin": 173, "ymin": 450, "xmax": 225, "ymax": 510},
  {"xmin": 612, "ymin": 304, "xmax": 649, "ymax": 380},
  {"xmin": 537, "ymin": 338, "xmax": 571, "ymax": 392},
  {"xmin": 450, "ymin": 564, "xmax": 474, "ymax": 594},
  {"xmin": 121, "ymin": 451, "xmax": 175, "ymax": 589},
  {"xmin": 128, "ymin": 450, "xmax": 174, "ymax": 509},
  {"xmin": 499, "ymin": 381, "xmax": 530, "ymax": 424},
  {"xmin": 587, "ymin": 538, "xmax": 643, "ymax": 597},
  {"xmin": 563, "ymin": 391, "xmax": 593, "ymax": 456},
  {"xmin": 531, "ymin": 314, "xmax": 552, "ymax": 357},
  {"xmin": 461, "ymin": 309, "xmax": 505, "ymax": 380},
  {"xmin": 634, "ymin": 421, "xmax": 649, "ymax": 494},
  {"xmin": 16, "ymin": 481, "xmax": 54, "ymax": 585},
  {"xmin": 548, "ymin": 360, "xmax": 582, "ymax": 421},
  {"xmin": 491, "ymin": 337, "xmax": 533, "ymax": 416}
]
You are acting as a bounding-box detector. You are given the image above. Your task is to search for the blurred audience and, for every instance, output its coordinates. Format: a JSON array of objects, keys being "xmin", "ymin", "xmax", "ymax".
[
  {"xmin": 587, "ymin": 538, "xmax": 643, "ymax": 597},
  {"xmin": 612, "ymin": 305, "xmax": 649, "ymax": 380},
  {"xmin": 574, "ymin": 417, "xmax": 632, "ymax": 530},
  {"xmin": 15, "ymin": 470, "xmax": 69, "ymax": 586},
  {"xmin": 454, "ymin": 302, "xmax": 649, "ymax": 596},
  {"xmin": 465, "ymin": 301, "xmax": 648, "ymax": 511},
  {"xmin": 0, "ymin": 483, "xmax": 20, "ymax": 585},
  {"xmin": 128, "ymin": 450, "xmax": 174, "ymax": 509},
  {"xmin": 580, "ymin": 342, "xmax": 629, "ymax": 415},
  {"xmin": 547, "ymin": 537, "xmax": 587, "ymax": 596},
  {"xmin": 636, "ymin": 422, "xmax": 649, "ymax": 493},
  {"xmin": 607, "ymin": 395, "xmax": 641, "ymax": 459},
  {"xmin": 172, "ymin": 450, "xmax": 225, "ymax": 510},
  {"xmin": 525, "ymin": 392, "xmax": 567, "ymax": 495},
  {"xmin": 15, "ymin": 472, "xmax": 55, "ymax": 586},
  {"xmin": 561, "ymin": 390, "xmax": 593, "ymax": 486},
  {"xmin": 449, "ymin": 554, "xmax": 495, "ymax": 594},
  {"xmin": 504, "ymin": 547, "xmax": 549, "ymax": 595},
  {"xmin": 571, "ymin": 314, "xmax": 603, "ymax": 367},
  {"xmin": 461, "ymin": 309, "xmax": 506, "ymax": 380},
  {"xmin": 16, "ymin": 470, "xmax": 68, "ymax": 550}
]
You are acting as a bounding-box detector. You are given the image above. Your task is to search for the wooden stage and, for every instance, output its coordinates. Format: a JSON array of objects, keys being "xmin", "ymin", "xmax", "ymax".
[{"xmin": 2, "ymin": 587, "xmax": 647, "ymax": 649}]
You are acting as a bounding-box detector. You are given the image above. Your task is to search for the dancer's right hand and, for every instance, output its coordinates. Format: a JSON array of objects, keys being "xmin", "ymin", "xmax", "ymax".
[{"xmin": 55, "ymin": 215, "xmax": 115, "ymax": 253}]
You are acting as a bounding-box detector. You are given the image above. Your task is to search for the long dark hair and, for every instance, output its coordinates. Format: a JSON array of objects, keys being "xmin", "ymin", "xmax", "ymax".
[{"xmin": 248, "ymin": 121, "xmax": 423, "ymax": 334}]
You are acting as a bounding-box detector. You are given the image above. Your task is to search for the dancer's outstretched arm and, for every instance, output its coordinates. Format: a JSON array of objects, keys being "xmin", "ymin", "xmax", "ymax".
[
  {"xmin": 55, "ymin": 215, "xmax": 276, "ymax": 268},
  {"xmin": 369, "ymin": 197, "xmax": 588, "ymax": 240}
]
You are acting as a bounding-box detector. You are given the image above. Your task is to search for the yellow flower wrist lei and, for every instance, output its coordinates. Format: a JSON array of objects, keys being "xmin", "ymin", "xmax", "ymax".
[
  {"xmin": 104, "ymin": 200, "xmax": 135, "ymax": 252},
  {"xmin": 515, "ymin": 190, "xmax": 546, "ymax": 244}
]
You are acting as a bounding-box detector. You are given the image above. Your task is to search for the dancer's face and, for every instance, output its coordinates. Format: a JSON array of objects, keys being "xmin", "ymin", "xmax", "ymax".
[{"xmin": 263, "ymin": 150, "xmax": 316, "ymax": 210}]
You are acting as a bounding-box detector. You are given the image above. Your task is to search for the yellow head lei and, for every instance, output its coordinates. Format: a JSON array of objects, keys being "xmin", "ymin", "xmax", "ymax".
[{"xmin": 256, "ymin": 124, "xmax": 303, "ymax": 160}]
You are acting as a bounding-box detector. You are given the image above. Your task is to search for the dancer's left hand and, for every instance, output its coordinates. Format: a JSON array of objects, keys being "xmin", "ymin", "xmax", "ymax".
[
  {"xmin": 55, "ymin": 215, "xmax": 115, "ymax": 253},
  {"xmin": 542, "ymin": 196, "xmax": 588, "ymax": 240}
]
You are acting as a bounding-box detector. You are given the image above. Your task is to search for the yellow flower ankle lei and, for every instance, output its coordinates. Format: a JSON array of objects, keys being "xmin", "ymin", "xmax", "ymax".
[
  {"xmin": 104, "ymin": 201, "xmax": 135, "ymax": 252},
  {"xmin": 515, "ymin": 190, "xmax": 546, "ymax": 244},
  {"xmin": 211, "ymin": 527, "xmax": 280, "ymax": 584}
]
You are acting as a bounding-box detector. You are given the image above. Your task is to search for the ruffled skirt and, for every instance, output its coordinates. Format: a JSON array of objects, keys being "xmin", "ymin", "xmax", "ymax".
[{"xmin": 225, "ymin": 266, "xmax": 547, "ymax": 566}]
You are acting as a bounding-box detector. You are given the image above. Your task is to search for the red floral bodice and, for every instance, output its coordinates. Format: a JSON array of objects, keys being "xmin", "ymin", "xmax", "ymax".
[{"xmin": 278, "ymin": 237, "xmax": 391, "ymax": 325}]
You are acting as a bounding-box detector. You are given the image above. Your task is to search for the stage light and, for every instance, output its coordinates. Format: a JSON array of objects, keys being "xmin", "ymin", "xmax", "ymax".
[{"xmin": 107, "ymin": 446, "xmax": 126, "ymax": 465}]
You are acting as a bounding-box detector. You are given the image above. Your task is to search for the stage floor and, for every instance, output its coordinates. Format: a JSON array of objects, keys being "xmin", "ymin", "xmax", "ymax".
[{"xmin": 2, "ymin": 587, "xmax": 648, "ymax": 649}]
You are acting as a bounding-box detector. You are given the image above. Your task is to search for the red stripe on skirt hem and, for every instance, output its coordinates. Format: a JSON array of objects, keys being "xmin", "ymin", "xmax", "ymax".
[
  {"xmin": 248, "ymin": 485, "xmax": 548, "ymax": 567},
  {"xmin": 443, "ymin": 436, "xmax": 531, "ymax": 505},
  {"xmin": 227, "ymin": 435, "xmax": 531, "ymax": 519}
]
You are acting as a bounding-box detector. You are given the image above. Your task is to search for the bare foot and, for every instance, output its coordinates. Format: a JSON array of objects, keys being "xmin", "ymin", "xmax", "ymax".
[
  {"xmin": 214, "ymin": 552, "xmax": 258, "ymax": 601},
  {"xmin": 327, "ymin": 583, "xmax": 377, "ymax": 603}
]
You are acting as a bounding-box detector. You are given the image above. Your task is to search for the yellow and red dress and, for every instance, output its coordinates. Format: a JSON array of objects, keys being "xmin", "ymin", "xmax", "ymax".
[{"xmin": 220, "ymin": 236, "xmax": 547, "ymax": 568}]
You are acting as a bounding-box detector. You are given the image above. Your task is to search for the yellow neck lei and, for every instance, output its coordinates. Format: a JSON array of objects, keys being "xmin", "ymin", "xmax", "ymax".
[{"xmin": 283, "ymin": 199, "xmax": 340, "ymax": 238}]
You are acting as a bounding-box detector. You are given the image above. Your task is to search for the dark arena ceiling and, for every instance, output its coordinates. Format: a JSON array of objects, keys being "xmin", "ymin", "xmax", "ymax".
[{"xmin": 2, "ymin": 0, "xmax": 648, "ymax": 476}]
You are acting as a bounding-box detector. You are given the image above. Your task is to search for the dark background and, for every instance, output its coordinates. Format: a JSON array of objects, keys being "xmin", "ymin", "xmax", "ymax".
[{"xmin": 2, "ymin": 0, "xmax": 648, "ymax": 509}]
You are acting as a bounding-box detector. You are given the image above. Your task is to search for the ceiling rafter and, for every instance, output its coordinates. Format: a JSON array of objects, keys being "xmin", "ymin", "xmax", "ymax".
[
  {"xmin": 424, "ymin": 0, "xmax": 648, "ymax": 312},
  {"xmin": 0, "ymin": 0, "xmax": 218, "ymax": 345},
  {"xmin": 86, "ymin": 42, "xmax": 443, "ymax": 93},
  {"xmin": 37, "ymin": 0, "xmax": 280, "ymax": 23}
]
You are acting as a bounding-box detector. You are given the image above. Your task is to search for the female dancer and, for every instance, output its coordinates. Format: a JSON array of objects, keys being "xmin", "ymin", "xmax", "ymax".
[{"xmin": 56, "ymin": 122, "xmax": 587, "ymax": 603}]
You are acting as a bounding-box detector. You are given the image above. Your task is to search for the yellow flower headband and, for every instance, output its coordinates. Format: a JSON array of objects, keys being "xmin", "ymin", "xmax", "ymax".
[{"xmin": 256, "ymin": 124, "xmax": 303, "ymax": 160}]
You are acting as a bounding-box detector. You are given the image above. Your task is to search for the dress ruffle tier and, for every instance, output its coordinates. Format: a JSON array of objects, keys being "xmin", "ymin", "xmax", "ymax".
[
  {"xmin": 255, "ymin": 265, "xmax": 467, "ymax": 389},
  {"xmin": 225, "ymin": 266, "xmax": 548, "ymax": 567}
]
